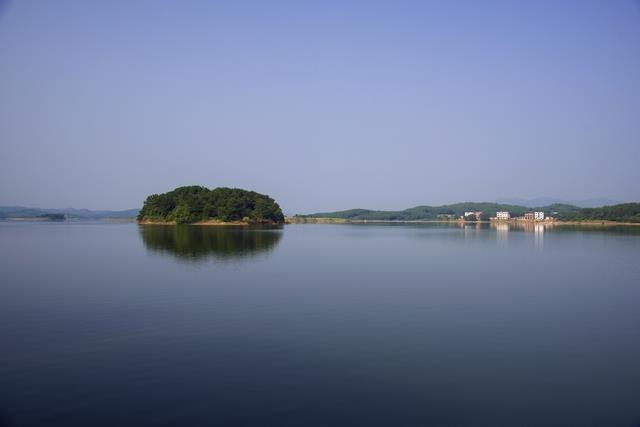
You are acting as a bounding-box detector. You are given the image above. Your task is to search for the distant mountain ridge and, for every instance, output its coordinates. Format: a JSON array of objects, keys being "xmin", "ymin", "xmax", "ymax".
[
  {"xmin": 0, "ymin": 206, "xmax": 139, "ymax": 219},
  {"xmin": 495, "ymin": 197, "xmax": 620, "ymax": 208}
]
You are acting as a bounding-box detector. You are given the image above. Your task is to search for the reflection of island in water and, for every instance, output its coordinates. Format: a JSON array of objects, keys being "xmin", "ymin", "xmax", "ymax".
[{"xmin": 139, "ymin": 225, "xmax": 283, "ymax": 262}]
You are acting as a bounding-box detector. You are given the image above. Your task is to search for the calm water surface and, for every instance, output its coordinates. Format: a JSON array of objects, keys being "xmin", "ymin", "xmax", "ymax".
[{"xmin": 1, "ymin": 222, "xmax": 640, "ymax": 426}]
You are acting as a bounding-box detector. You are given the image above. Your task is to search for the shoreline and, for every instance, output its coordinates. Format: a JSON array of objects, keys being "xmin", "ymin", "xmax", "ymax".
[
  {"xmin": 137, "ymin": 219, "xmax": 280, "ymax": 226},
  {"xmin": 286, "ymin": 217, "xmax": 640, "ymax": 227},
  {"xmin": 490, "ymin": 219, "xmax": 640, "ymax": 226},
  {"xmin": 4, "ymin": 217, "xmax": 639, "ymax": 227}
]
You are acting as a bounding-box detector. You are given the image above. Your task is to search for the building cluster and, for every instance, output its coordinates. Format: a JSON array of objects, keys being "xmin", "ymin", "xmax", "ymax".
[
  {"xmin": 525, "ymin": 211, "xmax": 545, "ymax": 221},
  {"xmin": 496, "ymin": 211, "xmax": 510, "ymax": 220},
  {"xmin": 460, "ymin": 210, "xmax": 552, "ymax": 222},
  {"xmin": 463, "ymin": 211, "xmax": 484, "ymax": 220},
  {"xmin": 493, "ymin": 211, "xmax": 549, "ymax": 221}
]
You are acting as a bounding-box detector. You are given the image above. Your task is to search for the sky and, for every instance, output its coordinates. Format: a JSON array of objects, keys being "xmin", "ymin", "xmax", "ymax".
[{"xmin": 1, "ymin": 1, "xmax": 639, "ymax": 213}]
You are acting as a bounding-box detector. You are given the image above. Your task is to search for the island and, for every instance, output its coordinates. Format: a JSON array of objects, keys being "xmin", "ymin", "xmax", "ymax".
[{"xmin": 137, "ymin": 186, "xmax": 284, "ymax": 225}]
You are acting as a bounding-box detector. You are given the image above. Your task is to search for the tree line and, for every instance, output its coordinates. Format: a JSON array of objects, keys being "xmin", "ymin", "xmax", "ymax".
[
  {"xmin": 299, "ymin": 202, "xmax": 640, "ymax": 223},
  {"xmin": 555, "ymin": 203, "xmax": 640, "ymax": 223}
]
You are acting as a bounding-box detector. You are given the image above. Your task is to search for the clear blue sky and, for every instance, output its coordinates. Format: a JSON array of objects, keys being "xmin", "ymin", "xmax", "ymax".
[{"xmin": 1, "ymin": 1, "xmax": 639, "ymax": 213}]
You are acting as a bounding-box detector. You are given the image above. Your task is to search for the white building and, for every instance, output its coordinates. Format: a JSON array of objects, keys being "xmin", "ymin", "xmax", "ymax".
[
  {"xmin": 534, "ymin": 211, "xmax": 545, "ymax": 220},
  {"xmin": 496, "ymin": 211, "xmax": 510, "ymax": 220}
]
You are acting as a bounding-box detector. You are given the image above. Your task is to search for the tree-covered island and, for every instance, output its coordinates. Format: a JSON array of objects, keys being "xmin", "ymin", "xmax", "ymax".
[{"xmin": 137, "ymin": 186, "xmax": 284, "ymax": 225}]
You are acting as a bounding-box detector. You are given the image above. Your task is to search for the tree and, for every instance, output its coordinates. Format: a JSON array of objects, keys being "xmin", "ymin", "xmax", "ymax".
[{"xmin": 171, "ymin": 205, "xmax": 192, "ymax": 224}]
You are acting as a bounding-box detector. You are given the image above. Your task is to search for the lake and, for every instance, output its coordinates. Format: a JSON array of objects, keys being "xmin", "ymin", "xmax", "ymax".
[{"xmin": 1, "ymin": 222, "xmax": 640, "ymax": 426}]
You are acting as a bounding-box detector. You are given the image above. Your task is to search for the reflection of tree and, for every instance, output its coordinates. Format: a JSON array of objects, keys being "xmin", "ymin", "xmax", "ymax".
[{"xmin": 139, "ymin": 225, "xmax": 282, "ymax": 261}]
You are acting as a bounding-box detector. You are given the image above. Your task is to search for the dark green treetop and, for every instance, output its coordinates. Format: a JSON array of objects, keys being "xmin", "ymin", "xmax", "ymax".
[{"xmin": 138, "ymin": 186, "xmax": 284, "ymax": 224}]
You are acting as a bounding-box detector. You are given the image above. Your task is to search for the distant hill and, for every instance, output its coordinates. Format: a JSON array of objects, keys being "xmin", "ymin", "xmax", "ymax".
[
  {"xmin": 496, "ymin": 197, "xmax": 620, "ymax": 208},
  {"xmin": 298, "ymin": 201, "xmax": 640, "ymax": 223},
  {"xmin": 0, "ymin": 206, "xmax": 139, "ymax": 220},
  {"xmin": 299, "ymin": 202, "xmax": 565, "ymax": 221}
]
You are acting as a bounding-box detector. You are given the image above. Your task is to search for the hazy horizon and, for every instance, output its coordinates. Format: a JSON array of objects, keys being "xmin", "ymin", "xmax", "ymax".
[
  {"xmin": 0, "ymin": 196, "xmax": 629, "ymax": 216},
  {"xmin": 2, "ymin": 1, "xmax": 639, "ymax": 212}
]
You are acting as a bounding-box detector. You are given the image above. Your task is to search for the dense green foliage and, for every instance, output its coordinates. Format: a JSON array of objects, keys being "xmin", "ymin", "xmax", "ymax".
[
  {"xmin": 555, "ymin": 203, "xmax": 640, "ymax": 223},
  {"xmin": 299, "ymin": 202, "xmax": 640, "ymax": 222},
  {"xmin": 137, "ymin": 186, "xmax": 284, "ymax": 224},
  {"xmin": 543, "ymin": 203, "xmax": 582, "ymax": 215}
]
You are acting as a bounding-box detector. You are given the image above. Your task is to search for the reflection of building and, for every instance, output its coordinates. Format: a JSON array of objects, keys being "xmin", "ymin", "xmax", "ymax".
[
  {"xmin": 495, "ymin": 222, "xmax": 509, "ymax": 232},
  {"xmin": 492, "ymin": 221, "xmax": 552, "ymax": 249},
  {"xmin": 495, "ymin": 222, "xmax": 509, "ymax": 245},
  {"xmin": 496, "ymin": 211, "xmax": 510, "ymax": 220},
  {"xmin": 534, "ymin": 223, "xmax": 544, "ymax": 249}
]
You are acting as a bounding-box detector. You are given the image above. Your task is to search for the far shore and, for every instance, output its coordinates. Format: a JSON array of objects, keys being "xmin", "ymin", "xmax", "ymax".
[
  {"xmin": 286, "ymin": 217, "xmax": 640, "ymax": 227},
  {"xmin": 4, "ymin": 217, "xmax": 638, "ymax": 227}
]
